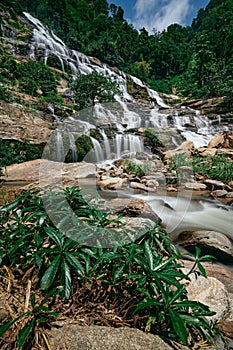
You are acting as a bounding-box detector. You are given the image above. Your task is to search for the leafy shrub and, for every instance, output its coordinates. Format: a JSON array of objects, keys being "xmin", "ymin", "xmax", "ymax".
[
  {"xmin": 0, "ymin": 139, "xmax": 43, "ymax": 167},
  {"xmin": 70, "ymin": 71, "xmax": 122, "ymax": 110},
  {"xmin": 123, "ymin": 159, "xmax": 153, "ymax": 177},
  {"xmin": 15, "ymin": 60, "xmax": 57, "ymax": 97},
  {"xmin": 193, "ymin": 154, "xmax": 233, "ymax": 183},
  {"xmin": 0, "ymin": 187, "xmax": 220, "ymax": 348},
  {"xmin": 0, "ymin": 85, "xmax": 12, "ymax": 102}
]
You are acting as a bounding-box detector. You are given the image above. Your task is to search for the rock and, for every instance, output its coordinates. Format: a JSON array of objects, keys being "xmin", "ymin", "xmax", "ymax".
[
  {"xmin": 196, "ymin": 147, "xmax": 217, "ymax": 157},
  {"xmin": 163, "ymin": 141, "xmax": 194, "ymax": 159},
  {"xmin": 205, "ymin": 179, "xmax": 226, "ymax": 189},
  {"xmin": 182, "ymin": 260, "xmax": 233, "ymax": 294},
  {"xmin": 178, "ymin": 230, "xmax": 233, "ymax": 263},
  {"xmin": 0, "ymin": 101, "xmax": 51, "ymax": 144},
  {"xmin": 107, "ymin": 198, "xmax": 160, "ymax": 222},
  {"xmin": 184, "ymin": 271, "xmax": 229, "ymax": 323},
  {"xmin": 208, "ymin": 132, "xmax": 233, "ymax": 149},
  {"xmin": 120, "ymin": 217, "xmax": 155, "ymax": 230},
  {"xmin": 5, "ymin": 159, "xmax": 97, "ymax": 183},
  {"xmin": 130, "ymin": 182, "xmax": 149, "ymax": 191},
  {"xmin": 184, "ymin": 182, "xmax": 207, "ymax": 190},
  {"xmin": 219, "ymin": 296, "xmax": 233, "ymax": 339},
  {"xmin": 208, "ymin": 134, "xmax": 225, "ymax": 148},
  {"xmin": 211, "ymin": 189, "xmax": 228, "ymax": 197},
  {"xmin": 97, "ymin": 177, "xmax": 126, "ymax": 190},
  {"xmin": 146, "ymin": 179, "xmax": 159, "ymax": 188},
  {"xmin": 47, "ymin": 325, "xmax": 188, "ymax": 350},
  {"xmin": 226, "ymin": 192, "xmax": 233, "ymax": 198}
]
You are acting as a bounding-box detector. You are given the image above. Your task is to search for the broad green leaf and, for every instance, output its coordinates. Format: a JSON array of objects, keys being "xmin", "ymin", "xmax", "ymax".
[
  {"xmin": 0, "ymin": 200, "xmax": 19, "ymax": 212},
  {"xmin": 133, "ymin": 255, "xmax": 149, "ymax": 271},
  {"xmin": 144, "ymin": 241, "xmax": 154, "ymax": 270},
  {"xmin": 61, "ymin": 259, "xmax": 71, "ymax": 299},
  {"xmin": 44, "ymin": 227, "xmax": 63, "ymax": 250},
  {"xmin": 197, "ymin": 261, "xmax": 207, "ymax": 277},
  {"xmin": 18, "ymin": 318, "xmax": 35, "ymax": 348},
  {"xmin": 134, "ymin": 299, "xmax": 162, "ymax": 313},
  {"xmin": 40, "ymin": 255, "xmax": 60, "ymax": 290},
  {"xmin": 113, "ymin": 265, "xmax": 125, "ymax": 284},
  {"xmin": 64, "ymin": 252, "xmax": 84, "ymax": 276},
  {"xmin": 168, "ymin": 309, "xmax": 188, "ymax": 345},
  {"xmin": 137, "ymin": 275, "xmax": 148, "ymax": 288},
  {"xmin": 153, "ymin": 257, "xmax": 174, "ymax": 272},
  {"xmin": 168, "ymin": 285, "xmax": 186, "ymax": 305},
  {"xmin": 0, "ymin": 314, "xmax": 25, "ymax": 337}
]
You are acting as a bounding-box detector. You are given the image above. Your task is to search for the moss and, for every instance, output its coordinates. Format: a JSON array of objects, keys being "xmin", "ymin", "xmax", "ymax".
[
  {"xmin": 144, "ymin": 129, "xmax": 165, "ymax": 152},
  {"xmin": 74, "ymin": 135, "xmax": 93, "ymax": 162}
]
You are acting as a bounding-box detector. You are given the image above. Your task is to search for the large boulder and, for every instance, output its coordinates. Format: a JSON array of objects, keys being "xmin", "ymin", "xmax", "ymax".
[
  {"xmin": 47, "ymin": 325, "xmax": 188, "ymax": 350},
  {"xmin": 208, "ymin": 132, "xmax": 233, "ymax": 149},
  {"xmin": 184, "ymin": 271, "xmax": 229, "ymax": 323},
  {"xmin": 4, "ymin": 159, "xmax": 97, "ymax": 183},
  {"xmin": 163, "ymin": 141, "xmax": 194, "ymax": 160},
  {"xmin": 178, "ymin": 230, "xmax": 233, "ymax": 263}
]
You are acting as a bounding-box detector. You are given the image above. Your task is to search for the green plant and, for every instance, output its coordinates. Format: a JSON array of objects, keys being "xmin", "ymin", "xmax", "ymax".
[
  {"xmin": 0, "ymin": 289, "xmax": 58, "ymax": 349},
  {"xmin": 123, "ymin": 159, "xmax": 153, "ymax": 177},
  {"xmin": 0, "ymin": 187, "xmax": 220, "ymax": 348},
  {"xmin": 144, "ymin": 129, "xmax": 164, "ymax": 151},
  {"xmin": 70, "ymin": 71, "xmax": 122, "ymax": 110},
  {"xmin": 0, "ymin": 139, "xmax": 43, "ymax": 167},
  {"xmin": 193, "ymin": 154, "xmax": 233, "ymax": 183},
  {"xmin": 0, "ymin": 85, "xmax": 12, "ymax": 102}
]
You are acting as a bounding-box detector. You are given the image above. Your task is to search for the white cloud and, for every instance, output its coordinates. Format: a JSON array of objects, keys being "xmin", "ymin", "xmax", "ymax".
[{"xmin": 133, "ymin": 0, "xmax": 191, "ymax": 33}]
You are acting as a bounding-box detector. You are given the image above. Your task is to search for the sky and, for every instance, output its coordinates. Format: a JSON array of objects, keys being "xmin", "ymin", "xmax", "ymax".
[{"xmin": 108, "ymin": 0, "xmax": 210, "ymax": 33}]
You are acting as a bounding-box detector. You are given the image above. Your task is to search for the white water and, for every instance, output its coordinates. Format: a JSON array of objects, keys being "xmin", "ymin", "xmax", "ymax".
[
  {"xmin": 124, "ymin": 192, "xmax": 233, "ymax": 241},
  {"xmin": 89, "ymin": 131, "xmax": 145, "ymax": 163},
  {"xmin": 26, "ymin": 11, "xmax": 232, "ymax": 246}
]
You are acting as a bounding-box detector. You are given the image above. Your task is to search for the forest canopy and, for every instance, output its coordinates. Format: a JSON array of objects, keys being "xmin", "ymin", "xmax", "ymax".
[{"xmin": 16, "ymin": 0, "xmax": 233, "ymax": 107}]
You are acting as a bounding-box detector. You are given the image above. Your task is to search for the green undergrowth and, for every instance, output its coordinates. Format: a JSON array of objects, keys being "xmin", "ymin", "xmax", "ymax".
[
  {"xmin": 167, "ymin": 153, "xmax": 233, "ymax": 184},
  {"xmin": 0, "ymin": 187, "xmax": 220, "ymax": 349},
  {"xmin": 0, "ymin": 139, "xmax": 43, "ymax": 167},
  {"xmin": 193, "ymin": 154, "xmax": 233, "ymax": 183},
  {"xmin": 122, "ymin": 159, "xmax": 153, "ymax": 177}
]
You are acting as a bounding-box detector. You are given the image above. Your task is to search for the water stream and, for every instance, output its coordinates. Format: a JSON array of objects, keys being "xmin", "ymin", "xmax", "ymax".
[{"xmin": 23, "ymin": 12, "xmax": 232, "ymax": 240}]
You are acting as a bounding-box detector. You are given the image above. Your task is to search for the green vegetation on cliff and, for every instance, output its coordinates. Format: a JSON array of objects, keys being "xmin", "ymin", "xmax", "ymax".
[{"xmin": 15, "ymin": 0, "xmax": 233, "ymax": 108}]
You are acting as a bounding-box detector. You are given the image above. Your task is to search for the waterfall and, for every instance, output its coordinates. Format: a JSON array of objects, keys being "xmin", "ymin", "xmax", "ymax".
[
  {"xmin": 88, "ymin": 132, "xmax": 144, "ymax": 163},
  {"xmin": 114, "ymin": 134, "xmax": 144, "ymax": 159},
  {"xmin": 68, "ymin": 133, "xmax": 78, "ymax": 162},
  {"xmin": 23, "ymin": 12, "xmax": 169, "ymax": 106},
  {"xmin": 90, "ymin": 137, "xmax": 105, "ymax": 163},
  {"xmin": 55, "ymin": 130, "xmax": 64, "ymax": 162},
  {"xmin": 100, "ymin": 130, "xmax": 111, "ymax": 159}
]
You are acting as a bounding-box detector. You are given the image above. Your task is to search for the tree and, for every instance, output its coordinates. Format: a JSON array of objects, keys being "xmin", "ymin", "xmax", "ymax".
[{"xmin": 70, "ymin": 71, "xmax": 121, "ymax": 110}]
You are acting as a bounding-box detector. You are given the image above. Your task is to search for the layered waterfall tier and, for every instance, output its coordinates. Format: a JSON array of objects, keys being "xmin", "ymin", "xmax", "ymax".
[{"xmin": 22, "ymin": 12, "xmax": 230, "ymax": 151}]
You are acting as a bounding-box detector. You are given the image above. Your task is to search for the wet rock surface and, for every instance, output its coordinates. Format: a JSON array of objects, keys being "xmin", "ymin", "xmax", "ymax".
[{"xmin": 177, "ymin": 230, "xmax": 233, "ymax": 264}]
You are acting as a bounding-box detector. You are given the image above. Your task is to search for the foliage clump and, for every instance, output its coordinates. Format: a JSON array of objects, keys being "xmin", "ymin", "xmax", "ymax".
[
  {"xmin": 0, "ymin": 139, "xmax": 43, "ymax": 167},
  {"xmin": 0, "ymin": 186, "xmax": 220, "ymax": 348},
  {"xmin": 70, "ymin": 71, "xmax": 121, "ymax": 110}
]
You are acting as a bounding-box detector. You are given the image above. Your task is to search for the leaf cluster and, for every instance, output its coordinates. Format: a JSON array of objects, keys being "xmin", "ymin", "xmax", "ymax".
[{"xmin": 0, "ymin": 186, "xmax": 220, "ymax": 348}]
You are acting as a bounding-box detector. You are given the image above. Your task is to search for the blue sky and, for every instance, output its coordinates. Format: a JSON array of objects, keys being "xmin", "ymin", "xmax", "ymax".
[{"xmin": 108, "ymin": 0, "xmax": 210, "ymax": 33}]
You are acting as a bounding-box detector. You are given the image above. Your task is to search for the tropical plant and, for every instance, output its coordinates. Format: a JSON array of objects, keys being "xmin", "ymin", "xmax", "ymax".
[
  {"xmin": 70, "ymin": 71, "xmax": 121, "ymax": 110},
  {"xmin": 0, "ymin": 187, "xmax": 220, "ymax": 348}
]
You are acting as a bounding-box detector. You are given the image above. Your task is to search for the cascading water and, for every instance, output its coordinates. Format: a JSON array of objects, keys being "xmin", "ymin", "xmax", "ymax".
[
  {"xmin": 23, "ymin": 11, "xmax": 230, "ymax": 150},
  {"xmin": 23, "ymin": 11, "xmax": 232, "ymax": 251},
  {"xmin": 89, "ymin": 132, "xmax": 145, "ymax": 163}
]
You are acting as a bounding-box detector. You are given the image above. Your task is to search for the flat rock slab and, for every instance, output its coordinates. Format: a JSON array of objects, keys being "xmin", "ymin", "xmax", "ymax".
[
  {"xmin": 47, "ymin": 325, "xmax": 188, "ymax": 350},
  {"xmin": 4, "ymin": 159, "xmax": 96, "ymax": 183}
]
